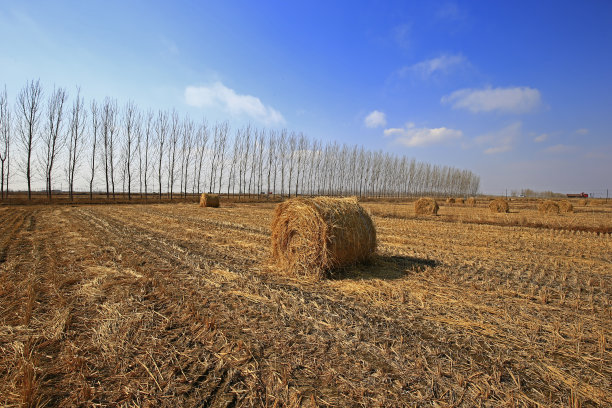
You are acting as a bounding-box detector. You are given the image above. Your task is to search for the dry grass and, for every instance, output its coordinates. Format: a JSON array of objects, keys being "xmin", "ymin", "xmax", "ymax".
[
  {"xmin": 271, "ymin": 196, "xmax": 376, "ymax": 280},
  {"xmin": 455, "ymin": 197, "xmax": 464, "ymax": 204},
  {"xmin": 0, "ymin": 201, "xmax": 610, "ymax": 406},
  {"xmin": 489, "ymin": 198, "xmax": 510, "ymax": 213},
  {"xmin": 446, "ymin": 197, "xmax": 455, "ymax": 204},
  {"xmin": 415, "ymin": 197, "xmax": 439, "ymax": 215},
  {"xmin": 467, "ymin": 197, "xmax": 477, "ymax": 206}
]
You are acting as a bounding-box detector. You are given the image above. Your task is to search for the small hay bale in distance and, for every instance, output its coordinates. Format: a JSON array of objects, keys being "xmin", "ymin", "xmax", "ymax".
[
  {"xmin": 415, "ymin": 197, "xmax": 439, "ymax": 215},
  {"xmin": 199, "ymin": 193, "xmax": 220, "ymax": 208},
  {"xmin": 538, "ymin": 200, "xmax": 560, "ymax": 214},
  {"xmin": 467, "ymin": 197, "xmax": 477, "ymax": 206},
  {"xmin": 271, "ymin": 196, "xmax": 376, "ymax": 280},
  {"xmin": 558, "ymin": 200, "xmax": 574, "ymax": 213},
  {"xmin": 446, "ymin": 197, "xmax": 455, "ymax": 204},
  {"xmin": 455, "ymin": 197, "xmax": 464, "ymax": 204},
  {"xmin": 489, "ymin": 199, "xmax": 509, "ymax": 213}
]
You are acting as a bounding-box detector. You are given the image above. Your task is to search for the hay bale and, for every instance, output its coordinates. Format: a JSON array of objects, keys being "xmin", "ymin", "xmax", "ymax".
[
  {"xmin": 271, "ymin": 196, "xmax": 376, "ymax": 279},
  {"xmin": 578, "ymin": 199, "xmax": 588, "ymax": 206},
  {"xmin": 415, "ymin": 197, "xmax": 439, "ymax": 215},
  {"xmin": 489, "ymin": 199, "xmax": 509, "ymax": 213},
  {"xmin": 558, "ymin": 200, "xmax": 574, "ymax": 213},
  {"xmin": 199, "ymin": 193, "xmax": 220, "ymax": 208},
  {"xmin": 455, "ymin": 197, "xmax": 464, "ymax": 204},
  {"xmin": 446, "ymin": 197, "xmax": 455, "ymax": 204},
  {"xmin": 538, "ymin": 200, "xmax": 560, "ymax": 214},
  {"xmin": 467, "ymin": 197, "xmax": 477, "ymax": 206}
]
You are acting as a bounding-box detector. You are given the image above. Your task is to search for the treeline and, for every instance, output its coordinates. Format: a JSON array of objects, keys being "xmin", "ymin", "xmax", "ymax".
[{"xmin": 0, "ymin": 80, "xmax": 480, "ymax": 201}]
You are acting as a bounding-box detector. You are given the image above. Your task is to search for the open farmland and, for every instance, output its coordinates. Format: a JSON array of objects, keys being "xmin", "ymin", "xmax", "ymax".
[{"xmin": 0, "ymin": 200, "xmax": 610, "ymax": 406}]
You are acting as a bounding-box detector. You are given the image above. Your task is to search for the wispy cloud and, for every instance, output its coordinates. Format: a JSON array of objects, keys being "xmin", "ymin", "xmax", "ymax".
[
  {"xmin": 364, "ymin": 110, "xmax": 387, "ymax": 128},
  {"xmin": 534, "ymin": 133, "xmax": 548, "ymax": 143},
  {"xmin": 476, "ymin": 122, "xmax": 521, "ymax": 154},
  {"xmin": 384, "ymin": 123, "xmax": 462, "ymax": 147},
  {"xmin": 575, "ymin": 128, "xmax": 589, "ymax": 135},
  {"xmin": 393, "ymin": 23, "xmax": 412, "ymax": 50},
  {"xmin": 185, "ymin": 82, "xmax": 285, "ymax": 125},
  {"xmin": 400, "ymin": 54, "xmax": 467, "ymax": 80},
  {"xmin": 442, "ymin": 86, "xmax": 542, "ymax": 114},
  {"xmin": 436, "ymin": 2, "xmax": 467, "ymax": 21}
]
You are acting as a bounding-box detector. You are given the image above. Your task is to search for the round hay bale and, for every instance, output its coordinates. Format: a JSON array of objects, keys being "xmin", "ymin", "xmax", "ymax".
[
  {"xmin": 466, "ymin": 197, "xmax": 477, "ymax": 206},
  {"xmin": 415, "ymin": 197, "xmax": 439, "ymax": 215},
  {"xmin": 489, "ymin": 199, "xmax": 509, "ymax": 213},
  {"xmin": 199, "ymin": 193, "xmax": 220, "ymax": 208},
  {"xmin": 455, "ymin": 197, "xmax": 464, "ymax": 204},
  {"xmin": 271, "ymin": 196, "xmax": 376, "ymax": 279},
  {"xmin": 446, "ymin": 197, "xmax": 455, "ymax": 204},
  {"xmin": 558, "ymin": 200, "xmax": 574, "ymax": 213},
  {"xmin": 538, "ymin": 200, "xmax": 560, "ymax": 214}
]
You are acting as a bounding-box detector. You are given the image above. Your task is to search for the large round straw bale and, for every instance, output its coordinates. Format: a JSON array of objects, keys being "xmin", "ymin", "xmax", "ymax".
[
  {"xmin": 271, "ymin": 196, "xmax": 376, "ymax": 279},
  {"xmin": 199, "ymin": 193, "xmax": 220, "ymax": 208},
  {"xmin": 489, "ymin": 199, "xmax": 509, "ymax": 213},
  {"xmin": 538, "ymin": 200, "xmax": 560, "ymax": 214},
  {"xmin": 455, "ymin": 197, "xmax": 464, "ymax": 204},
  {"xmin": 467, "ymin": 197, "xmax": 477, "ymax": 206},
  {"xmin": 446, "ymin": 197, "xmax": 455, "ymax": 204},
  {"xmin": 558, "ymin": 200, "xmax": 574, "ymax": 213},
  {"xmin": 415, "ymin": 197, "xmax": 439, "ymax": 215}
]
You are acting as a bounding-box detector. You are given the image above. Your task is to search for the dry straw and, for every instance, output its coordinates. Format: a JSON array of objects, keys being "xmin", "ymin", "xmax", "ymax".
[
  {"xmin": 558, "ymin": 200, "xmax": 574, "ymax": 213},
  {"xmin": 489, "ymin": 199, "xmax": 509, "ymax": 213},
  {"xmin": 446, "ymin": 197, "xmax": 455, "ymax": 204},
  {"xmin": 415, "ymin": 197, "xmax": 439, "ymax": 215},
  {"xmin": 199, "ymin": 193, "xmax": 220, "ymax": 208},
  {"xmin": 271, "ymin": 196, "xmax": 376, "ymax": 280},
  {"xmin": 467, "ymin": 197, "xmax": 477, "ymax": 206},
  {"xmin": 538, "ymin": 200, "xmax": 560, "ymax": 214},
  {"xmin": 455, "ymin": 197, "xmax": 464, "ymax": 204}
]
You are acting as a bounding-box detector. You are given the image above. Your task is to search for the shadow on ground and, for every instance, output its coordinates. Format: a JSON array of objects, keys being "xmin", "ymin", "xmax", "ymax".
[{"xmin": 333, "ymin": 255, "xmax": 438, "ymax": 281}]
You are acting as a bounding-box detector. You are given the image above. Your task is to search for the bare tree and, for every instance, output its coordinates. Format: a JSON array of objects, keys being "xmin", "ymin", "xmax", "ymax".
[
  {"xmin": 88, "ymin": 100, "xmax": 99, "ymax": 200},
  {"xmin": 193, "ymin": 119, "xmax": 209, "ymax": 195},
  {"xmin": 180, "ymin": 117, "xmax": 194, "ymax": 197},
  {"xmin": 140, "ymin": 110, "xmax": 153, "ymax": 200},
  {"xmin": 167, "ymin": 110, "xmax": 180, "ymax": 199},
  {"xmin": 155, "ymin": 110, "xmax": 169, "ymax": 199},
  {"xmin": 122, "ymin": 101, "xmax": 138, "ymax": 200},
  {"xmin": 266, "ymin": 130, "xmax": 276, "ymax": 197},
  {"xmin": 16, "ymin": 79, "xmax": 43, "ymax": 200},
  {"xmin": 40, "ymin": 86, "xmax": 68, "ymax": 200},
  {"xmin": 0, "ymin": 86, "xmax": 9, "ymax": 200},
  {"xmin": 66, "ymin": 87, "xmax": 87, "ymax": 201},
  {"xmin": 100, "ymin": 97, "xmax": 118, "ymax": 199},
  {"xmin": 216, "ymin": 122, "xmax": 229, "ymax": 195}
]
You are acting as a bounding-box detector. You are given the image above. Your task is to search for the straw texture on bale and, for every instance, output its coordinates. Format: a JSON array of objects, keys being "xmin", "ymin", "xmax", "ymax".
[
  {"xmin": 415, "ymin": 197, "xmax": 439, "ymax": 215},
  {"xmin": 199, "ymin": 193, "xmax": 220, "ymax": 208},
  {"xmin": 489, "ymin": 199, "xmax": 509, "ymax": 213},
  {"xmin": 467, "ymin": 197, "xmax": 477, "ymax": 206},
  {"xmin": 271, "ymin": 196, "xmax": 376, "ymax": 279},
  {"xmin": 455, "ymin": 197, "xmax": 464, "ymax": 204},
  {"xmin": 446, "ymin": 197, "xmax": 455, "ymax": 204},
  {"xmin": 559, "ymin": 200, "xmax": 574, "ymax": 213},
  {"xmin": 538, "ymin": 200, "xmax": 560, "ymax": 214}
]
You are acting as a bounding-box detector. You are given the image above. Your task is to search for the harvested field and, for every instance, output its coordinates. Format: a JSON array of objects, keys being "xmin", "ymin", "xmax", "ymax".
[{"xmin": 0, "ymin": 202, "xmax": 610, "ymax": 406}]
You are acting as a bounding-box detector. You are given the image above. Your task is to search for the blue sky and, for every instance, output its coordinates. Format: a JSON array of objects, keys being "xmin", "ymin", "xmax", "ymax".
[{"xmin": 1, "ymin": 0, "xmax": 611, "ymax": 194}]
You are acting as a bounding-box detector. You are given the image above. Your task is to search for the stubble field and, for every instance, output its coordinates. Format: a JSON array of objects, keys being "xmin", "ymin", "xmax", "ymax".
[{"xmin": 0, "ymin": 199, "xmax": 610, "ymax": 407}]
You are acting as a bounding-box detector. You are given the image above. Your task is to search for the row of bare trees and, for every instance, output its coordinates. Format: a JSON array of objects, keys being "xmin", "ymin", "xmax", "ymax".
[{"xmin": 0, "ymin": 80, "xmax": 479, "ymax": 201}]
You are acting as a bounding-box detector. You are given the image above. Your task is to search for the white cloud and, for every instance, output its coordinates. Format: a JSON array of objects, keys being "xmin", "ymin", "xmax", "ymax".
[
  {"xmin": 534, "ymin": 133, "xmax": 548, "ymax": 143},
  {"xmin": 384, "ymin": 122, "xmax": 462, "ymax": 147},
  {"xmin": 364, "ymin": 110, "xmax": 387, "ymax": 128},
  {"xmin": 442, "ymin": 86, "xmax": 542, "ymax": 113},
  {"xmin": 545, "ymin": 144, "xmax": 575, "ymax": 153},
  {"xmin": 476, "ymin": 122, "xmax": 521, "ymax": 154},
  {"xmin": 403, "ymin": 54, "xmax": 467, "ymax": 79},
  {"xmin": 575, "ymin": 128, "xmax": 589, "ymax": 135},
  {"xmin": 185, "ymin": 82, "xmax": 285, "ymax": 125}
]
